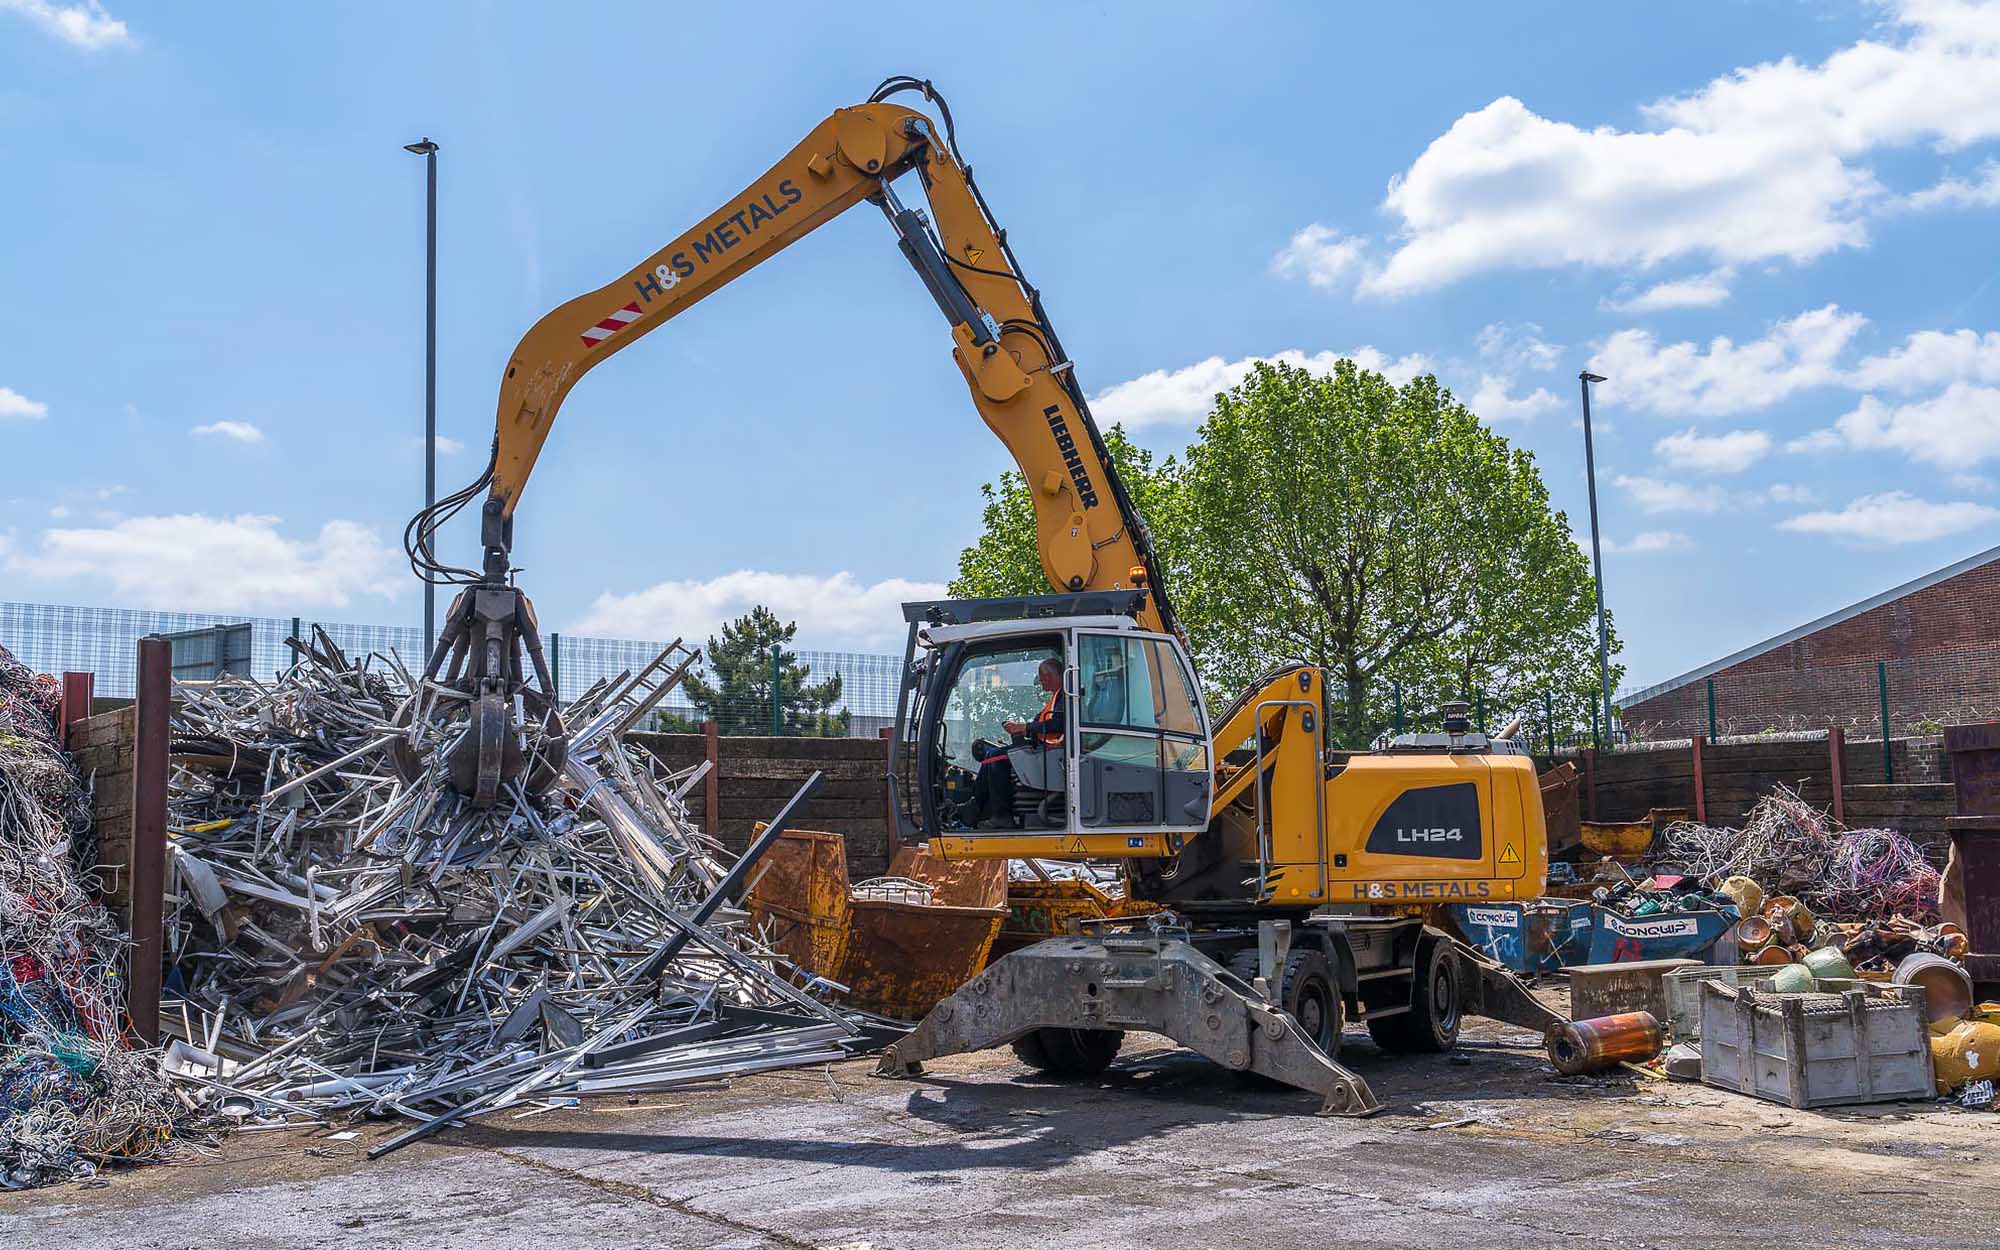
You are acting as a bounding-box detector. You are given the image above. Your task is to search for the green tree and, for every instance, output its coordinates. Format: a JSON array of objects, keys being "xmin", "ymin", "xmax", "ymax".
[
  {"xmin": 670, "ymin": 605, "xmax": 850, "ymax": 737},
  {"xmin": 1182, "ymin": 360, "xmax": 1618, "ymax": 746},
  {"xmin": 949, "ymin": 360, "xmax": 1619, "ymax": 749}
]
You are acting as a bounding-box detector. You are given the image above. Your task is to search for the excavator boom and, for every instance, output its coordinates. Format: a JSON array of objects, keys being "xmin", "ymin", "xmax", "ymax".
[
  {"xmin": 407, "ymin": 81, "xmax": 1182, "ymax": 808},
  {"xmin": 477, "ymin": 91, "xmax": 1170, "ymax": 630}
]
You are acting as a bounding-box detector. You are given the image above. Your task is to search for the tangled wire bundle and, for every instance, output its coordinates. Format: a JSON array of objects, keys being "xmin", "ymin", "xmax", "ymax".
[
  {"xmin": 1661, "ymin": 784, "xmax": 1944, "ymax": 923},
  {"xmin": 0, "ymin": 642, "xmax": 208, "ymax": 1188}
]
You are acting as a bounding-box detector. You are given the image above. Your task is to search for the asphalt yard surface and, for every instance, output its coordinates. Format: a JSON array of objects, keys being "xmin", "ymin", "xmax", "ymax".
[{"xmin": 9, "ymin": 1013, "xmax": 1996, "ymax": 1250}]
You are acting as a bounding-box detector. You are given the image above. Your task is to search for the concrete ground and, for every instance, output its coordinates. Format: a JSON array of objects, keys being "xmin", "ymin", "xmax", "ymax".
[{"xmin": 6, "ymin": 1009, "xmax": 1996, "ymax": 1250}]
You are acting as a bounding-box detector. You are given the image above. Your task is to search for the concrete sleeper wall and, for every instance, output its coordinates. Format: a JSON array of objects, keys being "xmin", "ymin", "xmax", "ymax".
[{"xmin": 627, "ymin": 733, "xmax": 892, "ymax": 880}]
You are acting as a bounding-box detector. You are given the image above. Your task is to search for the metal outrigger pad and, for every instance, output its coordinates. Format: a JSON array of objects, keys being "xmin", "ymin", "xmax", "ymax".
[{"xmin": 876, "ymin": 930, "xmax": 1381, "ymax": 1117}]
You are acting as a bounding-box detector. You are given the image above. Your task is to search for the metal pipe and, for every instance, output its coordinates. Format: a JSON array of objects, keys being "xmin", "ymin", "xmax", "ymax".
[
  {"xmin": 1579, "ymin": 371, "xmax": 1613, "ymax": 748},
  {"xmin": 631, "ymin": 771, "xmax": 823, "ymax": 981},
  {"xmin": 1545, "ymin": 1010, "xmax": 1662, "ymax": 1075},
  {"xmin": 405, "ymin": 136, "xmax": 440, "ymax": 653}
]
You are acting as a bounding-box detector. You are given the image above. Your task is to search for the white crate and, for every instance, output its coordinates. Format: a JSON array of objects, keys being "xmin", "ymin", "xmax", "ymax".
[
  {"xmin": 1700, "ymin": 979, "xmax": 1933, "ymax": 1108},
  {"xmin": 1663, "ymin": 964, "xmax": 1789, "ymax": 1041}
]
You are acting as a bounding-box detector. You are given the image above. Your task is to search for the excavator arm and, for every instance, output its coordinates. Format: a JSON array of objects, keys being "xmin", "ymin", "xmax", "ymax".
[
  {"xmin": 479, "ymin": 87, "xmax": 1170, "ymax": 629},
  {"xmin": 409, "ymin": 79, "xmax": 1176, "ymax": 807}
]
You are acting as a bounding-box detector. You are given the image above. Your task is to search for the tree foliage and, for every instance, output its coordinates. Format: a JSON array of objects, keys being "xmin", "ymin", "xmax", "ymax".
[
  {"xmin": 950, "ymin": 360, "xmax": 1620, "ymax": 748},
  {"xmin": 663, "ymin": 605, "xmax": 849, "ymax": 737}
]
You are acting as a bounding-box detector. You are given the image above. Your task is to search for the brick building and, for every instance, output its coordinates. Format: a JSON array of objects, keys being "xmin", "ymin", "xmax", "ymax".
[{"xmin": 1621, "ymin": 543, "xmax": 2000, "ymax": 740}]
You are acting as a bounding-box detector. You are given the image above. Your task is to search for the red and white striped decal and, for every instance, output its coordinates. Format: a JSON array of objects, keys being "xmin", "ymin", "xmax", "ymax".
[{"xmin": 580, "ymin": 302, "xmax": 643, "ymax": 348}]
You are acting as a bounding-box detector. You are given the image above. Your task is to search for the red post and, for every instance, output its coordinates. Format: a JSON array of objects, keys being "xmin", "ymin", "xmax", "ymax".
[
  {"xmin": 703, "ymin": 719, "xmax": 720, "ymax": 836},
  {"xmin": 879, "ymin": 726, "xmax": 899, "ymax": 853},
  {"xmin": 1829, "ymin": 724, "xmax": 1847, "ymax": 827},
  {"xmin": 1691, "ymin": 733, "xmax": 1707, "ymax": 825},
  {"xmin": 127, "ymin": 637, "xmax": 169, "ymax": 1044},
  {"xmin": 1582, "ymin": 747, "xmax": 1599, "ymax": 822},
  {"xmin": 57, "ymin": 671, "xmax": 94, "ymax": 749}
]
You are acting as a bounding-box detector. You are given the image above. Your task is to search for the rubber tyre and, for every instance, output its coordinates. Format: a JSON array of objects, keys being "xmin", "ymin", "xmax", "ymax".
[
  {"xmin": 1226, "ymin": 946, "xmax": 1344, "ymax": 1064},
  {"xmin": 1010, "ymin": 1027, "xmax": 1124, "ymax": 1076},
  {"xmin": 1276, "ymin": 950, "xmax": 1343, "ymax": 1059},
  {"xmin": 1367, "ymin": 940, "xmax": 1462, "ymax": 1053}
]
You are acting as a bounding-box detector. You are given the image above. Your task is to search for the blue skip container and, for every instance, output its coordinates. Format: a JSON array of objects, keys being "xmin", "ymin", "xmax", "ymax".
[
  {"xmin": 1447, "ymin": 899, "xmax": 1594, "ymax": 973},
  {"xmin": 1584, "ymin": 905, "xmax": 1733, "ymax": 964}
]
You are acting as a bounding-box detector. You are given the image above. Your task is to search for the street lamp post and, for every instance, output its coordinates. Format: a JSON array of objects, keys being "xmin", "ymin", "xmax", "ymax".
[
  {"xmin": 404, "ymin": 138, "xmax": 440, "ymax": 652},
  {"xmin": 1578, "ymin": 370, "xmax": 1613, "ymax": 747}
]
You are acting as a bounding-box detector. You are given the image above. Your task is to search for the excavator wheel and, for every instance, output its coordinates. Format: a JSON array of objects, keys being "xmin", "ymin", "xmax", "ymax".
[
  {"xmin": 1227, "ymin": 947, "xmax": 1344, "ymax": 1062},
  {"xmin": 1367, "ymin": 936, "xmax": 1462, "ymax": 1054},
  {"xmin": 1010, "ymin": 1027, "xmax": 1125, "ymax": 1077}
]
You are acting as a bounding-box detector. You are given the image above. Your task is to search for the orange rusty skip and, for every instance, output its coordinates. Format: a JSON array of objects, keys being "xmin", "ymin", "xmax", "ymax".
[{"xmin": 744, "ymin": 828, "xmax": 1007, "ymax": 1022}]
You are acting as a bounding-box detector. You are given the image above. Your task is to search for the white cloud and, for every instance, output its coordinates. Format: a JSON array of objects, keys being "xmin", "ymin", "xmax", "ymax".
[
  {"xmin": 1848, "ymin": 329, "xmax": 2000, "ymax": 390},
  {"xmin": 1603, "ymin": 530, "xmax": 1692, "ymax": 555},
  {"xmin": 1786, "ymin": 428, "xmax": 1845, "ymax": 453},
  {"xmin": 1588, "ymin": 305, "xmax": 1866, "ymax": 416},
  {"xmin": 1654, "ymin": 427, "xmax": 1771, "ymax": 475},
  {"xmin": 435, "ymin": 435, "xmax": 464, "ymax": 455},
  {"xmin": 46, "ymin": 505, "xmax": 69, "ymax": 520},
  {"xmin": 1803, "ymin": 383, "xmax": 2000, "ymax": 466},
  {"xmin": 1343, "ymin": 347, "xmax": 1434, "ymax": 386},
  {"xmin": 1615, "ymin": 474, "xmax": 1727, "ymax": 515},
  {"xmin": 1271, "ymin": 224, "xmax": 1367, "ymax": 289},
  {"xmin": 1090, "ymin": 347, "xmax": 1431, "ymax": 427},
  {"xmin": 1779, "ymin": 491, "xmax": 2000, "ymax": 544},
  {"xmin": 192, "ymin": 420, "xmax": 266, "ymax": 444},
  {"xmin": 2, "ymin": 514, "xmax": 404, "ymax": 611},
  {"xmin": 0, "ymin": 0, "xmax": 129, "ymax": 49},
  {"xmin": 1468, "ymin": 375, "xmax": 1561, "ymax": 422},
  {"xmin": 575, "ymin": 570, "xmax": 946, "ymax": 653},
  {"xmin": 0, "ymin": 386, "xmax": 48, "ymax": 420},
  {"xmin": 1355, "ymin": 3, "xmax": 2000, "ymax": 295},
  {"xmin": 1951, "ymin": 471, "xmax": 1997, "ymax": 493},
  {"xmin": 1767, "ymin": 482, "xmax": 1819, "ymax": 504},
  {"xmin": 1601, "ymin": 269, "xmax": 1735, "ymax": 314},
  {"xmin": 1475, "ymin": 322, "xmax": 1561, "ymax": 371},
  {"xmin": 1905, "ymin": 160, "xmax": 2000, "ymax": 210}
]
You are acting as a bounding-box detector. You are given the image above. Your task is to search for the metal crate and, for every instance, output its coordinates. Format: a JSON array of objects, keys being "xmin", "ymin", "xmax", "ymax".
[{"xmin": 1700, "ymin": 979, "xmax": 1933, "ymax": 1108}]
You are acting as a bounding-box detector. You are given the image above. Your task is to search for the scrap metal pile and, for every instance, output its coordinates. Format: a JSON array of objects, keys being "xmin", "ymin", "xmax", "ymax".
[
  {"xmin": 0, "ymin": 643, "xmax": 205, "ymax": 1188},
  {"xmin": 1662, "ymin": 785, "xmax": 1943, "ymax": 925},
  {"xmin": 162, "ymin": 632, "xmax": 888, "ymax": 1158}
]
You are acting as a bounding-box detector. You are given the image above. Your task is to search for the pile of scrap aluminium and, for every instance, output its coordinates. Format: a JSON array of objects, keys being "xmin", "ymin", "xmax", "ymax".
[{"xmin": 161, "ymin": 631, "xmax": 893, "ymax": 1156}]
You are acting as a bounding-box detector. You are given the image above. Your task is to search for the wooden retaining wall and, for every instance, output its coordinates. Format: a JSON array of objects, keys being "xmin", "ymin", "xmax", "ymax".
[{"xmin": 1547, "ymin": 734, "xmax": 1954, "ymax": 851}]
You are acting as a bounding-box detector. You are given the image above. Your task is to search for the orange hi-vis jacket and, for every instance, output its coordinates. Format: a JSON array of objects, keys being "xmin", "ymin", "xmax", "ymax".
[{"xmin": 1032, "ymin": 692, "xmax": 1064, "ymax": 748}]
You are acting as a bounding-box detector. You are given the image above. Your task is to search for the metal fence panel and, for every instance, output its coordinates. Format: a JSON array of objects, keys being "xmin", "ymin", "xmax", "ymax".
[{"xmin": 0, "ymin": 601, "xmax": 903, "ymax": 737}]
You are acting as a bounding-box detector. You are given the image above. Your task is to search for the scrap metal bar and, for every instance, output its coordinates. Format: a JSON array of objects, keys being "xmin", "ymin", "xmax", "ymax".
[
  {"xmin": 263, "ymin": 732, "xmax": 404, "ymax": 801},
  {"xmin": 628, "ymin": 772, "xmax": 822, "ymax": 983}
]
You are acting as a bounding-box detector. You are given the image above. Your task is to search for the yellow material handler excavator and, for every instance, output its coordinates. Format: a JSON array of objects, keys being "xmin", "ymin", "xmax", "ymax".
[{"xmin": 408, "ymin": 77, "xmax": 1564, "ymax": 1115}]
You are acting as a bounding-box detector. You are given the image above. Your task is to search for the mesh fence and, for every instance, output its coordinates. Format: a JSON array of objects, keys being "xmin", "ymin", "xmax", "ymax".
[
  {"xmin": 0, "ymin": 600, "xmax": 903, "ymax": 737},
  {"xmin": 1622, "ymin": 641, "xmax": 2000, "ymax": 743}
]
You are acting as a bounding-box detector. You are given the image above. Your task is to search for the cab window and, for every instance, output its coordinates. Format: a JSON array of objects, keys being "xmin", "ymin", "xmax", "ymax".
[
  {"xmin": 1078, "ymin": 634, "xmax": 1203, "ymax": 740},
  {"xmin": 938, "ymin": 645, "xmax": 1060, "ymax": 771}
]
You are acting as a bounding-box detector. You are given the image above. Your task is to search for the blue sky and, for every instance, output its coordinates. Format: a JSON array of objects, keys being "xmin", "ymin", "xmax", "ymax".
[{"xmin": 5, "ymin": 2, "xmax": 2000, "ymax": 695}]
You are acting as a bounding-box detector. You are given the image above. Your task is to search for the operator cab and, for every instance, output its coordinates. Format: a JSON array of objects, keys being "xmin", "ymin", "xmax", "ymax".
[{"xmin": 890, "ymin": 594, "xmax": 1213, "ymax": 854}]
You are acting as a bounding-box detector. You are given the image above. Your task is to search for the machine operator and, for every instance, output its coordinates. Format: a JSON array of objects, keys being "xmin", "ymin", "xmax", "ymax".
[{"xmin": 964, "ymin": 657, "xmax": 1065, "ymax": 829}]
